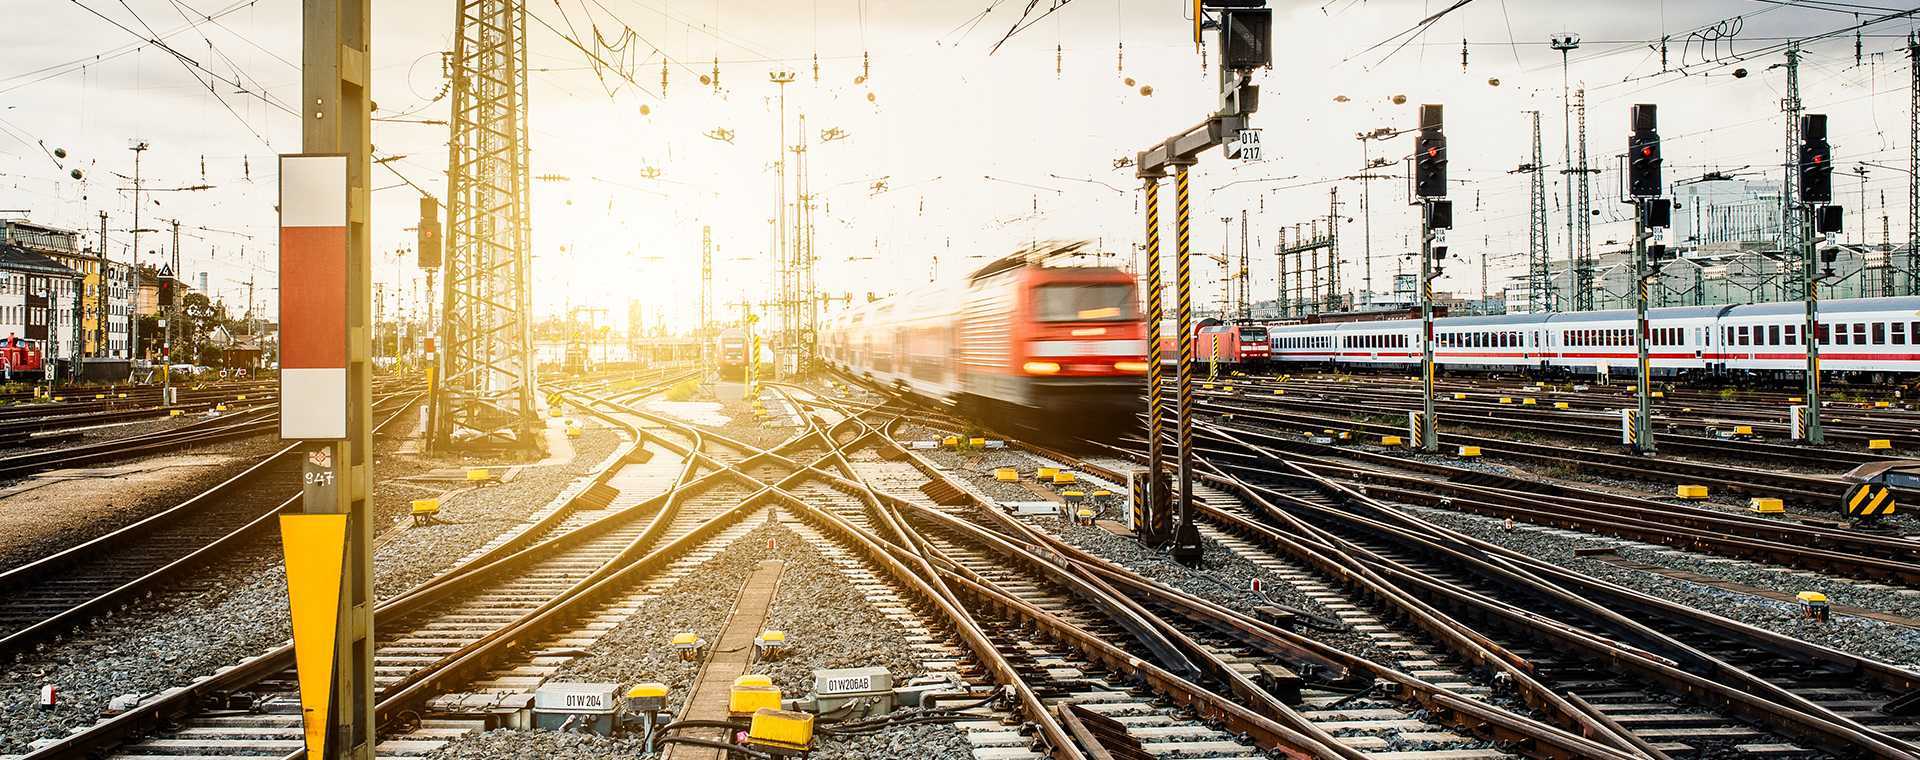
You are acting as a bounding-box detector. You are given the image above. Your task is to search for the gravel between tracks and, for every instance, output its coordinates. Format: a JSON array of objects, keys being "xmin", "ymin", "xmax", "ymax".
[
  {"xmin": 0, "ymin": 416, "xmax": 623, "ymax": 755},
  {"xmin": 438, "ymin": 518, "xmax": 954, "ymax": 759},
  {"xmin": 1406, "ymin": 503, "xmax": 1920, "ymax": 668}
]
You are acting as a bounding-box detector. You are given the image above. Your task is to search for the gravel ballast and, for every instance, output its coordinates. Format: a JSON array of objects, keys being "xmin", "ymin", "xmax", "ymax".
[{"xmin": 0, "ymin": 416, "xmax": 628, "ymax": 754}]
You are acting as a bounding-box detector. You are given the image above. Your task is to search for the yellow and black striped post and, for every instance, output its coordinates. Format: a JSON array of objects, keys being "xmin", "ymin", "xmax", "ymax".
[
  {"xmin": 1208, "ymin": 332, "xmax": 1220, "ymax": 383},
  {"xmin": 1140, "ymin": 174, "xmax": 1170, "ymax": 541},
  {"xmin": 1169, "ymin": 161, "xmax": 1204, "ymax": 562},
  {"xmin": 1803, "ymin": 220, "xmax": 1824, "ymax": 444}
]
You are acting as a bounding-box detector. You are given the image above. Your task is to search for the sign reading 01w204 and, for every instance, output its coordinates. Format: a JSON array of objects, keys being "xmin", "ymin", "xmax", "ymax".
[{"xmin": 1226, "ymin": 128, "xmax": 1262, "ymax": 161}]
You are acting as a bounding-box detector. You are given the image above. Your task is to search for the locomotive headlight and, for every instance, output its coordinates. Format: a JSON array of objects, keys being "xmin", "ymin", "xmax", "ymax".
[
  {"xmin": 1114, "ymin": 361, "xmax": 1149, "ymax": 373},
  {"xmin": 1023, "ymin": 361, "xmax": 1061, "ymax": 375}
]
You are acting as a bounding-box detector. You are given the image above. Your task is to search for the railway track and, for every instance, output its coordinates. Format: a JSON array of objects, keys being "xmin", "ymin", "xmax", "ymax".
[
  {"xmin": 792, "ymin": 379, "xmax": 1634, "ymax": 759},
  {"xmin": 0, "ymin": 392, "xmax": 419, "ymax": 660},
  {"xmin": 1066, "ymin": 425, "xmax": 1920, "ymax": 758}
]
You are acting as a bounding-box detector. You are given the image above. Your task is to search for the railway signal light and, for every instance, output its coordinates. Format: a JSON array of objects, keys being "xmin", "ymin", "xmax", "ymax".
[
  {"xmin": 1425, "ymin": 199, "xmax": 1453, "ymax": 230},
  {"xmin": 1641, "ymin": 198, "xmax": 1671, "ymax": 229},
  {"xmin": 417, "ymin": 196, "xmax": 442, "ymax": 269},
  {"xmin": 1799, "ymin": 114, "xmax": 1832, "ymax": 203},
  {"xmin": 1815, "ymin": 204, "xmax": 1843, "ymax": 235},
  {"xmin": 1414, "ymin": 104, "xmax": 1446, "ymax": 198},
  {"xmin": 1627, "ymin": 104, "xmax": 1662, "ymax": 197},
  {"xmin": 1217, "ymin": 6, "xmax": 1273, "ymax": 70}
]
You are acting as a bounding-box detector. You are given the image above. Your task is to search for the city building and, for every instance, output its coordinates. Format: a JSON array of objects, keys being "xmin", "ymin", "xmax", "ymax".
[
  {"xmin": 1, "ymin": 218, "xmax": 135, "ymax": 358},
  {"xmin": 0, "ymin": 242, "xmax": 83, "ymax": 374}
]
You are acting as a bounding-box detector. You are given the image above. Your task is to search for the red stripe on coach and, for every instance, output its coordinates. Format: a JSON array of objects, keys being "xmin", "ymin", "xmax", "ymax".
[{"xmin": 279, "ymin": 225, "xmax": 347, "ymax": 369}]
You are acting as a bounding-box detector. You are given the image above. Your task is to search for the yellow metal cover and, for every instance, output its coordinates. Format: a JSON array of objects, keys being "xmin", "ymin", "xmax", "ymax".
[
  {"xmin": 1223, "ymin": 385, "xmax": 1233, "ymax": 392},
  {"xmin": 1733, "ymin": 425, "xmax": 1754, "ymax": 435},
  {"xmin": 1062, "ymin": 490, "xmax": 1084, "ymax": 498},
  {"xmin": 734, "ymin": 674, "xmax": 774, "ymax": 688},
  {"xmin": 466, "ymin": 468, "xmax": 491, "ymax": 482},
  {"xmin": 1499, "ymin": 397, "xmax": 1512, "ymax": 404},
  {"xmin": 1458, "ymin": 446, "xmax": 1482, "ymax": 457},
  {"xmin": 410, "ymin": 499, "xmax": 440, "ymax": 515},
  {"xmin": 729, "ymin": 685, "xmax": 783, "ymax": 715},
  {"xmin": 1037, "ymin": 467, "xmax": 1057, "ymax": 479},
  {"xmin": 757, "ymin": 630, "xmax": 786, "ymax": 644},
  {"xmin": 1522, "ymin": 398, "xmax": 1537, "ymax": 405},
  {"xmin": 278, "ymin": 513, "xmax": 350, "ymax": 759},
  {"xmin": 1554, "ymin": 402, "xmax": 1570, "ymax": 409},
  {"xmin": 567, "ymin": 426, "xmax": 583, "ymax": 438},
  {"xmin": 1091, "ymin": 490, "xmax": 1111, "ymax": 498},
  {"xmin": 1877, "ymin": 401, "xmax": 1892, "ymax": 408},
  {"xmin": 1869, "ymin": 439, "xmax": 1893, "ymax": 450},
  {"xmin": 942, "ymin": 436, "xmax": 959, "ymax": 447},
  {"xmin": 1380, "ymin": 435, "xmax": 1403, "ymax": 446},
  {"xmin": 169, "ymin": 409, "xmax": 182, "ymax": 416},
  {"xmin": 628, "ymin": 682, "xmax": 669, "ymax": 699},
  {"xmin": 968, "ymin": 437, "xmax": 986, "ymax": 447},
  {"xmin": 672, "ymin": 632, "xmax": 701, "ymax": 647},
  {"xmin": 215, "ymin": 404, "xmax": 228, "ymax": 411},
  {"xmin": 748, "ymin": 708, "xmax": 815, "ymax": 749},
  {"xmin": 1652, "ymin": 391, "xmax": 1665, "ymax": 398},
  {"xmin": 994, "ymin": 468, "xmax": 1018, "ymax": 482},
  {"xmin": 1747, "ymin": 497, "xmax": 1784, "ymax": 513},
  {"xmin": 1453, "ymin": 393, "xmax": 1467, "ymax": 400},
  {"xmin": 1076, "ymin": 508, "xmax": 1094, "ymax": 518},
  {"xmin": 1796, "ymin": 591, "xmax": 1828, "ymax": 604},
  {"xmin": 1273, "ymin": 389, "xmax": 1285, "ymax": 395},
  {"xmin": 1052, "ymin": 472, "xmax": 1076, "ymax": 484},
  {"xmin": 237, "ymin": 394, "xmax": 248, "ymax": 401},
  {"xmin": 1676, "ymin": 485, "xmax": 1709, "ymax": 499}
]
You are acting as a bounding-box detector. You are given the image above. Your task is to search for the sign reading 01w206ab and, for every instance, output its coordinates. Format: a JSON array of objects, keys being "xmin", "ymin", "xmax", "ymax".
[{"xmin": 278, "ymin": 154, "xmax": 349, "ymax": 440}]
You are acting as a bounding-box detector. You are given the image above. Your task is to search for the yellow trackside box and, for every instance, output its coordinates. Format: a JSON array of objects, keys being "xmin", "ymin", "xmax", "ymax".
[
  {"xmin": 1676, "ymin": 485, "xmax": 1709, "ymax": 500},
  {"xmin": 729, "ymin": 685, "xmax": 783, "ymax": 716},
  {"xmin": 1652, "ymin": 391, "xmax": 1665, "ymax": 398},
  {"xmin": 1453, "ymin": 393, "xmax": 1467, "ymax": 400},
  {"xmin": 215, "ymin": 404, "xmax": 228, "ymax": 411},
  {"xmin": 1036, "ymin": 466, "xmax": 1057, "ymax": 480},
  {"xmin": 968, "ymin": 437, "xmax": 986, "ymax": 448},
  {"xmin": 733, "ymin": 674, "xmax": 773, "ymax": 688},
  {"xmin": 1748, "ymin": 497, "xmax": 1784, "ymax": 513},
  {"xmin": 169, "ymin": 409, "xmax": 182, "ymax": 416},
  {"xmin": 942, "ymin": 435, "xmax": 960, "ymax": 449},
  {"xmin": 626, "ymin": 682, "xmax": 669, "ymax": 712},
  {"xmin": 747, "ymin": 708, "xmax": 815, "ymax": 752},
  {"xmin": 1876, "ymin": 401, "xmax": 1892, "ymax": 408},
  {"xmin": 1554, "ymin": 402, "xmax": 1570, "ymax": 410},
  {"xmin": 237, "ymin": 394, "xmax": 248, "ymax": 401},
  {"xmin": 1733, "ymin": 425, "xmax": 1754, "ymax": 436},
  {"xmin": 94, "ymin": 394, "xmax": 103, "ymax": 399},
  {"xmin": 1522, "ymin": 398, "xmax": 1537, "ymax": 405},
  {"xmin": 411, "ymin": 499, "xmax": 440, "ymax": 516},
  {"xmin": 1499, "ymin": 397, "xmax": 1512, "ymax": 404},
  {"xmin": 1051, "ymin": 472, "xmax": 1076, "ymax": 484},
  {"xmin": 1869, "ymin": 439, "xmax": 1893, "ymax": 450},
  {"xmin": 1458, "ymin": 446, "xmax": 1482, "ymax": 457},
  {"xmin": 550, "ymin": 406, "xmax": 564, "ymax": 418},
  {"xmin": 1380, "ymin": 435, "xmax": 1403, "ymax": 446},
  {"xmin": 994, "ymin": 468, "xmax": 1018, "ymax": 482},
  {"xmin": 1273, "ymin": 389, "xmax": 1285, "ymax": 395},
  {"xmin": 466, "ymin": 468, "xmax": 492, "ymax": 482}
]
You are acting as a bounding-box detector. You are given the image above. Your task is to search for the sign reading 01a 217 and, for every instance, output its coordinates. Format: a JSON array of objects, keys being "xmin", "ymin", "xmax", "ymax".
[{"xmin": 1227, "ymin": 128, "xmax": 1262, "ymax": 161}]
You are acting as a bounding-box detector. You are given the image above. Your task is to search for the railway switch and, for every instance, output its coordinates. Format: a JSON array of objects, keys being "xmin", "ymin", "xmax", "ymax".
[
  {"xmin": 753, "ymin": 630, "xmax": 788, "ymax": 662},
  {"xmin": 809, "ymin": 666, "xmax": 896, "ymax": 717},
  {"xmin": 745, "ymin": 708, "xmax": 815, "ymax": 755},
  {"xmin": 672, "ymin": 631, "xmax": 708, "ymax": 661},
  {"xmin": 531, "ymin": 682, "xmax": 620, "ymax": 734},
  {"xmin": 1796, "ymin": 591, "xmax": 1832, "ymax": 623}
]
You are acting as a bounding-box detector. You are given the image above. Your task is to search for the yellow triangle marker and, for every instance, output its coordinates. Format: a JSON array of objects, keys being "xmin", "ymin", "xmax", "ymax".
[{"xmin": 279, "ymin": 513, "xmax": 349, "ymax": 759}]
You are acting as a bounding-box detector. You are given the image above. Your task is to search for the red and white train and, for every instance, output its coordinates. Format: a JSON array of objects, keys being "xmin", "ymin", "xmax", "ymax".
[
  {"xmin": 1264, "ymin": 295, "xmax": 1920, "ymax": 379},
  {"xmin": 821, "ymin": 252, "xmax": 1146, "ymax": 425}
]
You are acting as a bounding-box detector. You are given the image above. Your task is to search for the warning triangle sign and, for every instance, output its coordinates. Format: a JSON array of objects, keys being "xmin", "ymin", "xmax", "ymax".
[{"xmin": 280, "ymin": 513, "xmax": 349, "ymax": 758}]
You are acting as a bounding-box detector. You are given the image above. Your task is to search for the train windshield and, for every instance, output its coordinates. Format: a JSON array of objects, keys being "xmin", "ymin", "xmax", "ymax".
[
  {"xmin": 1238, "ymin": 326, "xmax": 1268, "ymax": 340},
  {"xmin": 1034, "ymin": 284, "xmax": 1138, "ymax": 322}
]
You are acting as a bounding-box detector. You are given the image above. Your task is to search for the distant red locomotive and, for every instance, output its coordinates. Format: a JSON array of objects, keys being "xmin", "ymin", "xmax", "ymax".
[
  {"xmin": 822, "ymin": 245, "xmax": 1145, "ymax": 425},
  {"xmin": 1155, "ymin": 319, "xmax": 1270, "ymax": 367},
  {"xmin": 0, "ymin": 336, "xmax": 43, "ymax": 379}
]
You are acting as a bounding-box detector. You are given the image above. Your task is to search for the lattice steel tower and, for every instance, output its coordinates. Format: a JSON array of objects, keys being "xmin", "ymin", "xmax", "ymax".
[
  {"xmin": 1908, "ymin": 33, "xmax": 1918, "ymax": 295},
  {"xmin": 1573, "ymin": 88, "xmax": 1594, "ymax": 308},
  {"xmin": 436, "ymin": 0, "xmax": 539, "ymax": 449},
  {"xmin": 1523, "ymin": 111, "xmax": 1554, "ymax": 313}
]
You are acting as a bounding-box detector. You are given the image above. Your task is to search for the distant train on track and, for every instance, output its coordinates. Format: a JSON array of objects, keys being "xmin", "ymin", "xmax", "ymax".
[
  {"xmin": 0, "ymin": 336, "xmax": 44, "ymax": 380},
  {"xmin": 715, "ymin": 327, "xmax": 772, "ymax": 380},
  {"xmin": 1261, "ymin": 295, "xmax": 1920, "ymax": 380},
  {"xmin": 822, "ymin": 245, "xmax": 1145, "ymax": 427}
]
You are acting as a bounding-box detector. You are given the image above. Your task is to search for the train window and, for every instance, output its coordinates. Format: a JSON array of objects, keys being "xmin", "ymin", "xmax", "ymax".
[
  {"xmin": 1874, "ymin": 323, "xmax": 1887, "ymax": 345},
  {"xmin": 1855, "ymin": 323, "xmax": 1868, "ymax": 345},
  {"xmin": 1034, "ymin": 284, "xmax": 1138, "ymax": 322},
  {"xmin": 1835, "ymin": 326, "xmax": 1849, "ymax": 345},
  {"xmin": 1724, "ymin": 326, "xmax": 1733, "ymax": 345},
  {"xmin": 1768, "ymin": 325, "xmax": 1780, "ymax": 345},
  {"xmin": 1785, "ymin": 324, "xmax": 1798, "ymax": 345},
  {"xmin": 1895, "ymin": 325, "xmax": 1907, "ymax": 345},
  {"xmin": 1912, "ymin": 322, "xmax": 1920, "ymax": 344},
  {"xmin": 1816, "ymin": 323, "xmax": 1829, "ymax": 344}
]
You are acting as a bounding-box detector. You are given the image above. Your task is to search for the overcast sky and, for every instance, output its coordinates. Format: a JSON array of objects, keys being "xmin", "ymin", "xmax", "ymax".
[{"xmin": 0, "ymin": 0, "xmax": 1916, "ymax": 328}]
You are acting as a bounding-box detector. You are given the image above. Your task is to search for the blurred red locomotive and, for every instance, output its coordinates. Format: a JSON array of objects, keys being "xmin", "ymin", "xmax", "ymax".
[{"xmin": 822, "ymin": 243, "xmax": 1145, "ymax": 426}]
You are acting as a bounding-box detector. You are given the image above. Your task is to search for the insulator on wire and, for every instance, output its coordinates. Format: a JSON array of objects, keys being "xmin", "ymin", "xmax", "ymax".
[
  {"xmin": 1117, "ymin": 41, "xmax": 1124, "ymax": 72},
  {"xmin": 711, "ymin": 57, "xmax": 721, "ymax": 91},
  {"xmin": 661, "ymin": 59, "xmax": 669, "ymax": 95},
  {"xmin": 813, "ymin": 53, "xmax": 820, "ymax": 81},
  {"xmin": 1056, "ymin": 44, "xmax": 1062, "ymax": 78}
]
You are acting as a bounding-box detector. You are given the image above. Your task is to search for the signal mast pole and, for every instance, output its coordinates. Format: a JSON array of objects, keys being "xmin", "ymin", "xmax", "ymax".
[{"xmin": 1412, "ymin": 105, "xmax": 1448, "ymax": 453}]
